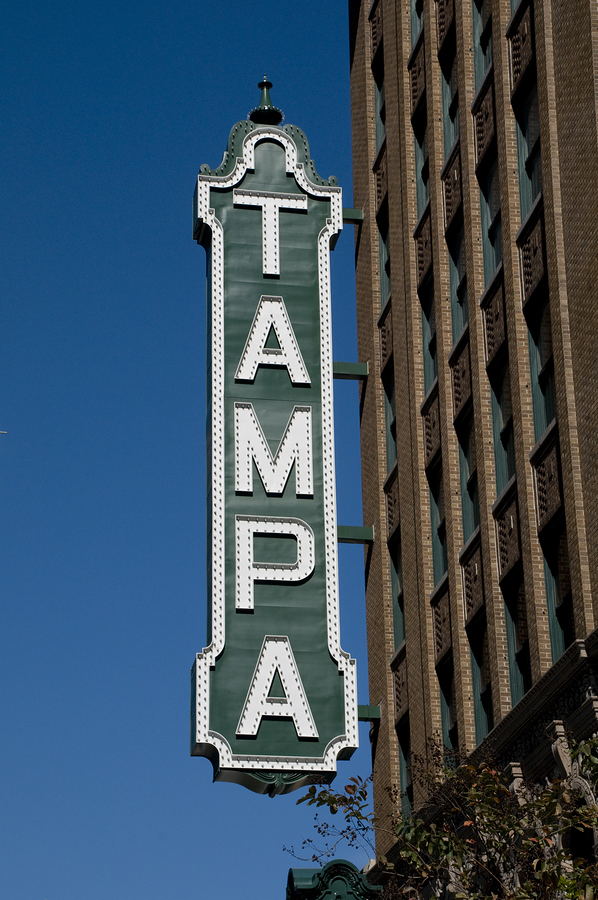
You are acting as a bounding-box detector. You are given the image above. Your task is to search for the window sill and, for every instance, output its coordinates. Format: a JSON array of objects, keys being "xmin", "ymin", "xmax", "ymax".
[
  {"xmin": 440, "ymin": 137, "xmax": 461, "ymax": 181},
  {"xmin": 413, "ymin": 199, "xmax": 431, "ymax": 239},
  {"xmin": 478, "ymin": 260, "xmax": 504, "ymax": 310},
  {"xmin": 448, "ymin": 320, "xmax": 470, "ymax": 366},
  {"xmin": 420, "ymin": 376, "xmax": 439, "ymax": 415},
  {"xmin": 383, "ymin": 460, "xmax": 399, "ymax": 494},
  {"xmin": 529, "ymin": 417, "xmax": 558, "ymax": 466},
  {"xmin": 390, "ymin": 640, "xmax": 406, "ymax": 671},
  {"xmin": 430, "ymin": 571, "xmax": 449, "ymax": 606},
  {"xmin": 372, "ymin": 137, "xmax": 387, "ymax": 174},
  {"xmin": 471, "ymin": 62, "xmax": 494, "ymax": 116},
  {"xmin": 377, "ymin": 294, "xmax": 392, "ymax": 328},
  {"xmin": 515, "ymin": 191, "xmax": 543, "ymax": 247},
  {"xmin": 459, "ymin": 524, "xmax": 481, "ymax": 565},
  {"xmin": 491, "ymin": 473, "xmax": 517, "ymax": 519},
  {"xmin": 506, "ymin": 0, "xmax": 532, "ymax": 39},
  {"xmin": 407, "ymin": 26, "xmax": 425, "ymax": 71}
]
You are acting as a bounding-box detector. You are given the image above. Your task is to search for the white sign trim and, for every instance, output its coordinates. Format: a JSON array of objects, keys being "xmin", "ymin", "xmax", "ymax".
[{"xmin": 193, "ymin": 127, "xmax": 357, "ymax": 773}]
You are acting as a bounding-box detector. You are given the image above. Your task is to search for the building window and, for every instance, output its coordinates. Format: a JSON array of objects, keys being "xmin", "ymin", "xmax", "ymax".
[
  {"xmin": 420, "ymin": 279, "xmax": 437, "ymax": 394},
  {"xmin": 414, "ymin": 112, "xmax": 429, "ymax": 221},
  {"xmin": 468, "ymin": 614, "xmax": 493, "ymax": 744},
  {"xmin": 448, "ymin": 224, "xmax": 467, "ymax": 343},
  {"xmin": 473, "ymin": 0, "xmax": 493, "ymax": 93},
  {"xmin": 382, "ymin": 360, "xmax": 397, "ymax": 473},
  {"xmin": 428, "ymin": 459, "xmax": 447, "ymax": 586},
  {"xmin": 378, "ymin": 201, "xmax": 391, "ymax": 308},
  {"xmin": 457, "ymin": 413, "xmax": 480, "ymax": 543},
  {"xmin": 441, "ymin": 53, "xmax": 459, "ymax": 161},
  {"xmin": 480, "ymin": 157, "xmax": 502, "ymax": 286},
  {"xmin": 438, "ymin": 656, "xmax": 458, "ymax": 751},
  {"xmin": 526, "ymin": 297, "xmax": 556, "ymax": 442},
  {"xmin": 503, "ymin": 577, "xmax": 531, "ymax": 706},
  {"xmin": 374, "ymin": 62, "xmax": 386, "ymax": 155},
  {"xmin": 543, "ymin": 527, "xmax": 574, "ymax": 663},
  {"xmin": 390, "ymin": 539, "xmax": 405, "ymax": 648},
  {"xmin": 490, "ymin": 363, "xmax": 515, "ymax": 496},
  {"xmin": 515, "ymin": 82, "xmax": 542, "ymax": 221},
  {"xmin": 397, "ymin": 717, "xmax": 413, "ymax": 816},
  {"xmin": 410, "ymin": 0, "xmax": 423, "ymax": 47}
]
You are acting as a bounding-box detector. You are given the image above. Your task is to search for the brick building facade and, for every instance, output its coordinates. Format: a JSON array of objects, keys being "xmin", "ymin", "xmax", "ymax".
[{"xmin": 348, "ymin": 0, "xmax": 598, "ymax": 855}]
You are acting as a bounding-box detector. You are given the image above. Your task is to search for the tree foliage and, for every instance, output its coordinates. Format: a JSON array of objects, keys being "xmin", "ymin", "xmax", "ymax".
[{"xmin": 291, "ymin": 737, "xmax": 598, "ymax": 900}]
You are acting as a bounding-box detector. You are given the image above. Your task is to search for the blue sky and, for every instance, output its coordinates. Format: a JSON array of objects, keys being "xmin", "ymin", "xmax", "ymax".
[{"xmin": 1, "ymin": 2, "xmax": 372, "ymax": 897}]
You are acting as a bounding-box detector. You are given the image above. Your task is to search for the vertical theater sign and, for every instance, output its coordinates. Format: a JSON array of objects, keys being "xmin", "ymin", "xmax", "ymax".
[{"xmin": 191, "ymin": 79, "xmax": 358, "ymax": 795}]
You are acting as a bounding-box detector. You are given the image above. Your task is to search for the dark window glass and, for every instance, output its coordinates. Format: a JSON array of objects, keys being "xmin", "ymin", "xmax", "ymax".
[
  {"xmin": 438, "ymin": 657, "xmax": 458, "ymax": 750},
  {"xmin": 378, "ymin": 206, "xmax": 391, "ymax": 308},
  {"xmin": 457, "ymin": 413, "xmax": 480, "ymax": 543},
  {"xmin": 428, "ymin": 459, "xmax": 447, "ymax": 586},
  {"xmin": 442, "ymin": 54, "xmax": 459, "ymax": 161},
  {"xmin": 410, "ymin": 0, "xmax": 423, "ymax": 47},
  {"xmin": 490, "ymin": 363, "xmax": 516, "ymax": 496},
  {"xmin": 448, "ymin": 225, "xmax": 467, "ymax": 343},
  {"xmin": 414, "ymin": 112, "xmax": 429, "ymax": 220},
  {"xmin": 382, "ymin": 361, "xmax": 397, "ymax": 473},
  {"xmin": 420, "ymin": 280, "xmax": 437, "ymax": 394},
  {"xmin": 516, "ymin": 83, "xmax": 542, "ymax": 220},
  {"xmin": 397, "ymin": 718, "xmax": 413, "ymax": 816},
  {"xmin": 390, "ymin": 540, "xmax": 405, "ymax": 648},
  {"xmin": 526, "ymin": 298, "xmax": 556, "ymax": 441},
  {"xmin": 503, "ymin": 578, "xmax": 531, "ymax": 705},
  {"xmin": 473, "ymin": 0, "xmax": 493, "ymax": 92},
  {"xmin": 469, "ymin": 615, "xmax": 493, "ymax": 744},
  {"xmin": 480, "ymin": 158, "xmax": 502, "ymax": 286},
  {"xmin": 543, "ymin": 527, "xmax": 574, "ymax": 663}
]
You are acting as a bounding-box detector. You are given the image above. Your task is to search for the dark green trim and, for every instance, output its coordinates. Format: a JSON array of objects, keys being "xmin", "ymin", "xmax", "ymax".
[
  {"xmin": 333, "ymin": 361, "xmax": 368, "ymax": 380},
  {"xmin": 358, "ymin": 705, "xmax": 381, "ymax": 722},
  {"xmin": 337, "ymin": 525, "xmax": 374, "ymax": 544},
  {"xmin": 342, "ymin": 207, "xmax": 364, "ymax": 224},
  {"xmin": 288, "ymin": 860, "xmax": 383, "ymax": 900}
]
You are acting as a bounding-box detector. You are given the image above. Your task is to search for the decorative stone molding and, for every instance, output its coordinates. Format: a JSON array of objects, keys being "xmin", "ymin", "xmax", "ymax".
[
  {"xmin": 460, "ymin": 530, "xmax": 484, "ymax": 624},
  {"xmin": 370, "ymin": 0, "xmax": 383, "ymax": 64},
  {"xmin": 422, "ymin": 383, "xmax": 441, "ymax": 468},
  {"xmin": 492, "ymin": 477, "xmax": 521, "ymax": 582},
  {"xmin": 385, "ymin": 465, "xmax": 400, "ymax": 543},
  {"xmin": 374, "ymin": 144, "xmax": 388, "ymax": 215},
  {"xmin": 415, "ymin": 209, "xmax": 433, "ymax": 287},
  {"xmin": 480, "ymin": 267, "xmax": 506, "ymax": 368},
  {"xmin": 409, "ymin": 35, "xmax": 426, "ymax": 118},
  {"xmin": 432, "ymin": 580, "xmax": 451, "ymax": 664},
  {"xmin": 450, "ymin": 331, "xmax": 471, "ymax": 421},
  {"xmin": 393, "ymin": 649, "xmax": 409, "ymax": 723},
  {"xmin": 441, "ymin": 143, "xmax": 462, "ymax": 232},
  {"xmin": 378, "ymin": 300, "xmax": 393, "ymax": 373},
  {"xmin": 436, "ymin": 0, "xmax": 455, "ymax": 54},
  {"xmin": 530, "ymin": 420, "xmax": 563, "ymax": 535},
  {"xmin": 508, "ymin": 0, "xmax": 535, "ymax": 99},
  {"xmin": 517, "ymin": 197, "xmax": 546, "ymax": 307},
  {"xmin": 471, "ymin": 636, "xmax": 598, "ymax": 782},
  {"xmin": 473, "ymin": 74, "xmax": 496, "ymax": 171}
]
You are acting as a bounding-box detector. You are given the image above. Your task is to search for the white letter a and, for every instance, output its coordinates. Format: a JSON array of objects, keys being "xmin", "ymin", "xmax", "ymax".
[
  {"xmin": 236, "ymin": 635, "xmax": 318, "ymax": 738},
  {"xmin": 235, "ymin": 296, "xmax": 310, "ymax": 385}
]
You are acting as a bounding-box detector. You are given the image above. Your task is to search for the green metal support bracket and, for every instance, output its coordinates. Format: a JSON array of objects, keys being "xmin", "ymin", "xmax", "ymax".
[
  {"xmin": 337, "ymin": 525, "xmax": 374, "ymax": 544},
  {"xmin": 333, "ymin": 361, "xmax": 368, "ymax": 380},
  {"xmin": 358, "ymin": 705, "xmax": 381, "ymax": 722},
  {"xmin": 342, "ymin": 207, "xmax": 364, "ymax": 224}
]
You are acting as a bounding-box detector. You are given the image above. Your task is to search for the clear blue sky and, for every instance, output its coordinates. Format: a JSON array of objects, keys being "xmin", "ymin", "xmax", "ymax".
[{"xmin": 1, "ymin": 2, "xmax": 372, "ymax": 897}]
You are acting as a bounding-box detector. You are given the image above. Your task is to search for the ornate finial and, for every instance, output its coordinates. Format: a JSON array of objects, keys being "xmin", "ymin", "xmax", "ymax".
[{"xmin": 249, "ymin": 75, "xmax": 284, "ymax": 126}]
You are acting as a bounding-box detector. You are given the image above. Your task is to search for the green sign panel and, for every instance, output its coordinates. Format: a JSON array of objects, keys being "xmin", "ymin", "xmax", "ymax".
[{"xmin": 191, "ymin": 82, "xmax": 358, "ymax": 795}]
